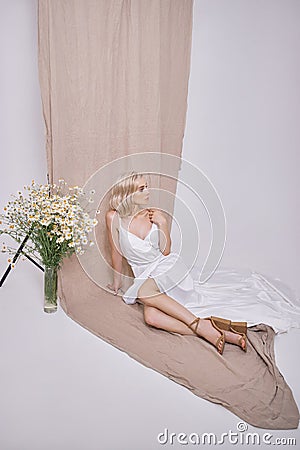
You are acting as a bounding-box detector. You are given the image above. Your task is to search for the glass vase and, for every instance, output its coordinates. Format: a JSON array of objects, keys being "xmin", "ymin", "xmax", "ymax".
[{"xmin": 44, "ymin": 265, "xmax": 58, "ymax": 313}]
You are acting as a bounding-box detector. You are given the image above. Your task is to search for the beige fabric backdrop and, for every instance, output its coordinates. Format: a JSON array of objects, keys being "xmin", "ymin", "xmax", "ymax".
[{"xmin": 37, "ymin": 0, "xmax": 299, "ymax": 429}]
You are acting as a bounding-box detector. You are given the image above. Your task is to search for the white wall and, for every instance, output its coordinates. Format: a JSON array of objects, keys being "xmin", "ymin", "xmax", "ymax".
[
  {"xmin": 182, "ymin": 0, "xmax": 300, "ymax": 296},
  {"xmin": 0, "ymin": 0, "xmax": 46, "ymax": 198}
]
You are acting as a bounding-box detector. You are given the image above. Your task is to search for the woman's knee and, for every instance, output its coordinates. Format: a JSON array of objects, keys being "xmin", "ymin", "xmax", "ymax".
[{"xmin": 143, "ymin": 305, "xmax": 160, "ymax": 327}]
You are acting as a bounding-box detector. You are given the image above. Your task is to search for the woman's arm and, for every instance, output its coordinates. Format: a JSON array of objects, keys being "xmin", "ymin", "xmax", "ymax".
[
  {"xmin": 157, "ymin": 219, "xmax": 171, "ymax": 256},
  {"xmin": 105, "ymin": 210, "xmax": 123, "ymax": 293},
  {"xmin": 149, "ymin": 209, "xmax": 171, "ymax": 256}
]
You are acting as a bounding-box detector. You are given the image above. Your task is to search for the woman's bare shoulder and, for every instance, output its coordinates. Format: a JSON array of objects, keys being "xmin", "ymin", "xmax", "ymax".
[
  {"xmin": 105, "ymin": 210, "xmax": 120, "ymax": 232},
  {"xmin": 106, "ymin": 209, "xmax": 118, "ymax": 222}
]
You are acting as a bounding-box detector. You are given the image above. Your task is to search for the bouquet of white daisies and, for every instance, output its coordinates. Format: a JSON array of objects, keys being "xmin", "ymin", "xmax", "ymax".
[{"xmin": 0, "ymin": 178, "xmax": 98, "ymax": 271}]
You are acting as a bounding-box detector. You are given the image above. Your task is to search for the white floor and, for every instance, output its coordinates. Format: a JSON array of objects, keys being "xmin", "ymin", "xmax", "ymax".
[{"xmin": 0, "ymin": 257, "xmax": 299, "ymax": 450}]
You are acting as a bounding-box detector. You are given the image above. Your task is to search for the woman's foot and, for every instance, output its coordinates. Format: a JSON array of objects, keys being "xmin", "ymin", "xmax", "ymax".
[
  {"xmin": 203, "ymin": 316, "xmax": 247, "ymax": 351},
  {"xmin": 188, "ymin": 317, "xmax": 226, "ymax": 354},
  {"xmin": 223, "ymin": 329, "xmax": 247, "ymax": 351}
]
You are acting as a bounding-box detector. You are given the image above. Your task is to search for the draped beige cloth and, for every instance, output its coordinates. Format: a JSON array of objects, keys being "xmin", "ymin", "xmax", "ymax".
[{"xmin": 37, "ymin": 0, "xmax": 299, "ymax": 429}]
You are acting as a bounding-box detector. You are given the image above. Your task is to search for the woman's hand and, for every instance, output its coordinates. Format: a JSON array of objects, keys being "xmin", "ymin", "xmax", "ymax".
[
  {"xmin": 148, "ymin": 208, "xmax": 167, "ymax": 226},
  {"xmin": 107, "ymin": 280, "xmax": 123, "ymax": 296}
]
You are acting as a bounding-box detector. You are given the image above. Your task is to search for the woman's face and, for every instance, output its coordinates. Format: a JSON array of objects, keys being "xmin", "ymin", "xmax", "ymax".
[{"xmin": 132, "ymin": 177, "xmax": 150, "ymax": 206}]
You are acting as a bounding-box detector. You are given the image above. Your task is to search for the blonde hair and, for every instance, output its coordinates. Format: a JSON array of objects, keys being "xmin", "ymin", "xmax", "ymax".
[{"xmin": 109, "ymin": 170, "xmax": 149, "ymax": 218}]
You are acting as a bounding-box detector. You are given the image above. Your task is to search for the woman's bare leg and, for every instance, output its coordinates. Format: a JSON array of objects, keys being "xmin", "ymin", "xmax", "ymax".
[
  {"xmin": 143, "ymin": 304, "xmax": 246, "ymax": 350},
  {"xmin": 139, "ymin": 287, "xmax": 245, "ymax": 350},
  {"xmin": 143, "ymin": 304, "xmax": 197, "ymax": 335}
]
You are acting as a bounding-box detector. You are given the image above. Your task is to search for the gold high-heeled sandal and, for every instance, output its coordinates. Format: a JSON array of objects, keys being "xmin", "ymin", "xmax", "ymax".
[
  {"xmin": 204, "ymin": 316, "xmax": 231, "ymax": 332},
  {"xmin": 205, "ymin": 317, "xmax": 247, "ymax": 336},
  {"xmin": 202, "ymin": 316, "xmax": 248, "ymax": 352},
  {"xmin": 188, "ymin": 317, "xmax": 226, "ymax": 355},
  {"xmin": 231, "ymin": 321, "xmax": 247, "ymax": 336}
]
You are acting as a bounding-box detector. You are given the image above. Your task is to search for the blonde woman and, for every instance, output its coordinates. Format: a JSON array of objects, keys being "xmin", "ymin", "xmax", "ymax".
[{"xmin": 105, "ymin": 170, "xmax": 248, "ymax": 355}]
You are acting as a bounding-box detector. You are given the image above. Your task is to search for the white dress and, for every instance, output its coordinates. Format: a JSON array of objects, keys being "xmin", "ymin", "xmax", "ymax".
[{"xmin": 117, "ymin": 215, "xmax": 300, "ymax": 334}]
